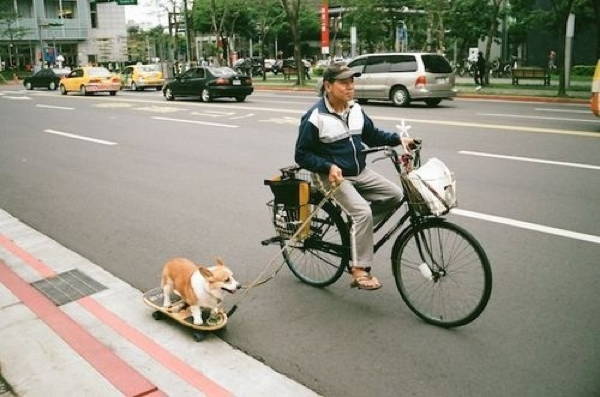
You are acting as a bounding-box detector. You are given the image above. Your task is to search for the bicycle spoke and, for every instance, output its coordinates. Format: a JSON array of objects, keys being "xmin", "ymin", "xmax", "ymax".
[{"xmin": 394, "ymin": 220, "xmax": 491, "ymax": 327}]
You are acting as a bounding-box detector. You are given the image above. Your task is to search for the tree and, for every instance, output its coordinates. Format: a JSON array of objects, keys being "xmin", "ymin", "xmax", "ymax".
[
  {"xmin": 0, "ymin": 3, "xmax": 29, "ymax": 69},
  {"xmin": 279, "ymin": 0, "xmax": 304, "ymax": 85},
  {"xmin": 528, "ymin": 0, "xmax": 582, "ymax": 96},
  {"xmin": 251, "ymin": 0, "xmax": 285, "ymax": 80},
  {"xmin": 593, "ymin": 0, "xmax": 600, "ymax": 60}
]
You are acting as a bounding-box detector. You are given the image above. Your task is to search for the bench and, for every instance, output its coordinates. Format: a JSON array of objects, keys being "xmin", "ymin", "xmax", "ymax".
[
  {"xmin": 282, "ymin": 66, "xmax": 298, "ymax": 80},
  {"xmin": 511, "ymin": 67, "xmax": 551, "ymax": 86}
]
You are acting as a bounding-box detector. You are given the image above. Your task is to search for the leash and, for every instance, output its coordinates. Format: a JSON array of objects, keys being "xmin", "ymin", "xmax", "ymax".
[{"xmin": 227, "ymin": 183, "xmax": 341, "ymax": 317}]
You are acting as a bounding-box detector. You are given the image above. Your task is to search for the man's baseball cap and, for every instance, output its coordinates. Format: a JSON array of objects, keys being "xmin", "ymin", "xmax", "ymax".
[{"xmin": 323, "ymin": 63, "xmax": 361, "ymax": 82}]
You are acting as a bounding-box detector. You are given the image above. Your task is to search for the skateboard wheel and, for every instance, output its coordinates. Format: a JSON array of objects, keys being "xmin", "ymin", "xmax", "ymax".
[
  {"xmin": 152, "ymin": 311, "xmax": 165, "ymax": 320},
  {"xmin": 193, "ymin": 331, "xmax": 207, "ymax": 342}
]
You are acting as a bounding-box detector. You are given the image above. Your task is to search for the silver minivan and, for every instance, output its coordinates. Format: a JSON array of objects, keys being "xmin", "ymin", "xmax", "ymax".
[{"xmin": 344, "ymin": 53, "xmax": 457, "ymax": 107}]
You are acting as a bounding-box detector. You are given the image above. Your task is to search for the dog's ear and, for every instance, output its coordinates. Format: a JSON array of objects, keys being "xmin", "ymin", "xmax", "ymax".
[
  {"xmin": 215, "ymin": 257, "xmax": 225, "ymax": 267},
  {"xmin": 198, "ymin": 265, "xmax": 215, "ymax": 280}
]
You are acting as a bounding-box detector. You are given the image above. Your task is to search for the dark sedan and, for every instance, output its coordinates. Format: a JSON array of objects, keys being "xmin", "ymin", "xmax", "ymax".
[
  {"xmin": 23, "ymin": 68, "xmax": 70, "ymax": 91},
  {"xmin": 163, "ymin": 66, "xmax": 253, "ymax": 102}
]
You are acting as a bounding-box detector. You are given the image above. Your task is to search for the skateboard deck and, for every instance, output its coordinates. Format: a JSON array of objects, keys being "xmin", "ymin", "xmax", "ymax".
[{"xmin": 143, "ymin": 287, "xmax": 227, "ymax": 332}]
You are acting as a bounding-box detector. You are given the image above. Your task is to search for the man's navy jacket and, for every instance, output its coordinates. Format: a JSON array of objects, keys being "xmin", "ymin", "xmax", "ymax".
[{"xmin": 295, "ymin": 97, "xmax": 401, "ymax": 177}]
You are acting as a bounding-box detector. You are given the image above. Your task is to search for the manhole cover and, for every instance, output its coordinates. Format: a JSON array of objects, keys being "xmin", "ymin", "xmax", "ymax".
[{"xmin": 32, "ymin": 269, "xmax": 106, "ymax": 306}]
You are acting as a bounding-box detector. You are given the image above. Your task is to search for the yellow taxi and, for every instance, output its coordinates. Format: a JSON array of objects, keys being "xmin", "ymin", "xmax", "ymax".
[
  {"xmin": 120, "ymin": 64, "xmax": 165, "ymax": 91},
  {"xmin": 591, "ymin": 59, "xmax": 600, "ymax": 117},
  {"xmin": 59, "ymin": 66, "xmax": 121, "ymax": 96}
]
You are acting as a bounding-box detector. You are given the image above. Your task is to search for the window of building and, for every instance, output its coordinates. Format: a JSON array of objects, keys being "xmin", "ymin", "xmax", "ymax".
[
  {"xmin": 44, "ymin": 0, "xmax": 77, "ymax": 19},
  {"xmin": 59, "ymin": 0, "xmax": 77, "ymax": 19},
  {"xmin": 16, "ymin": 0, "xmax": 33, "ymax": 18},
  {"xmin": 44, "ymin": 0, "xmax": 60, "ymax": 18},
  {"xmin": 90, "ymin": 2, "xmax": 98, "ymax": 28}
]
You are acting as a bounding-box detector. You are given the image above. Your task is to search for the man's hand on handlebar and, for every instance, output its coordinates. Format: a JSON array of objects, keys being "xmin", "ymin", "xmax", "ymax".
[{"xmin": 328, "ymin": 164, "xmax": 344, "ymax": 185}]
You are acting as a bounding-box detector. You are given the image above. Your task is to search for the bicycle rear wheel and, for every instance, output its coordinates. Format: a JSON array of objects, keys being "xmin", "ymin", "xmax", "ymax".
[
  {"xmin": 391, "ymin": 219, "xmax": 491, "ymax": 327},
  {"xmin": 279, "ymin": 201, "xmax": 349, "ymax": 287}
]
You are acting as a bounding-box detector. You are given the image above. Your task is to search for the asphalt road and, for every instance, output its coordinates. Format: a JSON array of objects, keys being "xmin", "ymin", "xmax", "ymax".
[{"xmin": 1, "ymin": 87, "xmax": 599, "ymax": 397}]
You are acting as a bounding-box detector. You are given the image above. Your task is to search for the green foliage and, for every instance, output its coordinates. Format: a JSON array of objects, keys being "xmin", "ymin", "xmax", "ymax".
[
  {"xmin": 313, "ymin": 65, "xmax": 325, "ymax": 76},
  {"xmin": 571, "ymin": 65, "xmax": 595, "ymax": 76}
]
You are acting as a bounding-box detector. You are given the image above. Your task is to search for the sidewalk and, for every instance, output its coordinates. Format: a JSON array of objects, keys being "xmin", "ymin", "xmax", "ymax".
[{"xmin": 0, "ymin": 208, "xmax": 319, "ymax": 397}]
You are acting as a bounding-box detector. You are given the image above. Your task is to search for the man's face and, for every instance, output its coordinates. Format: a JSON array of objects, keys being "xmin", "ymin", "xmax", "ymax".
[{"xmin": 324, "ymin": 77, "xmax": 354, "ymax": 104}]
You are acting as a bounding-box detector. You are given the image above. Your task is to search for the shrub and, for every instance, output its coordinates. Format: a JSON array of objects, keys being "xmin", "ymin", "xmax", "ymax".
[
  {"xmin": 571, "ymin": 65, "xmax": 595, "ymax": 76},
  {"xmin": 313, "ymin": 66, "xmax": 325, "ymax": 76}
]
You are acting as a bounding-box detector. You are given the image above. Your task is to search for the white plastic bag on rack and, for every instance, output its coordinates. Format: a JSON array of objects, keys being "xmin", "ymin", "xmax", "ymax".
[{"xmin": 405, "ymin": 158, "xmax": 456, "ymax": 216}]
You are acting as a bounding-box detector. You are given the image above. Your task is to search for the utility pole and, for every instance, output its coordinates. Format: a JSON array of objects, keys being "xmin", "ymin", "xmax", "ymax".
[
  {"xmin": 183, "ymin": 0, "xmax": 191, "ymax": 63},
  {"xmin": 564, "ymin": 13, "xmax": 575, "ymax": 88}
]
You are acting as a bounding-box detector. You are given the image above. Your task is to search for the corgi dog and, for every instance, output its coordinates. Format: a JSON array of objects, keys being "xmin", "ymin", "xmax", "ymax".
[{"xmin": 161, "ymin": 257, "xmax": 241, "ymax": 325}]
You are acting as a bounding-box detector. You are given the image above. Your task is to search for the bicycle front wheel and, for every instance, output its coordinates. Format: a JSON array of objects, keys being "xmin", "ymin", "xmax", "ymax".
[
  {"xmin": 280, "ymin": 201, "xmax": 349, "ymax": 287},
  {"xmin": 391, "ymin": 219, "xmax": 492, "ymax": 327}
]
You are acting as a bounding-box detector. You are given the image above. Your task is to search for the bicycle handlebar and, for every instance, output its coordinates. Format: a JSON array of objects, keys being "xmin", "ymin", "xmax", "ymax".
[{"xmin": 361, "ymin": 139, "xmax": 423, "ymax": 172}]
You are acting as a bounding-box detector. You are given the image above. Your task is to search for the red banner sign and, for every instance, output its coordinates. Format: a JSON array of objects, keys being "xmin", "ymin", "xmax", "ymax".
[{"xmin": 320, "ymin": 0, "xmax": 329, "ymax": 54}]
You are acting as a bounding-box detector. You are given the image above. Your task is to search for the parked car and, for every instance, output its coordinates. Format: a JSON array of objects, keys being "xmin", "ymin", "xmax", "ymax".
[
  {"xmin": 23, "ymin": 67, "xmax": 70, "ymax": 90},
  {"xmin": 59, "ymin": 66, "xmax": 121, "ymax": 96},
  {"xmin": 120, "ymin": 64, "xmax": 164, "ymax": 91},
  {"xmin": 163, "ymin": 66, "xmax": 253, "ymax": 102},
  {"xmin": 591, "ymin": 59, "xmax": 600, "ymax": 117},
  {"xmin": 317, "ymin": 53, "xmax": 457, "ymax": 107}
]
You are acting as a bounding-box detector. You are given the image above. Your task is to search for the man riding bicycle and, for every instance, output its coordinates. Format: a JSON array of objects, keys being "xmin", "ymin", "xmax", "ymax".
[{"xmin": 295, "ymin": 63, "xmax": 415, "ymax": 290}]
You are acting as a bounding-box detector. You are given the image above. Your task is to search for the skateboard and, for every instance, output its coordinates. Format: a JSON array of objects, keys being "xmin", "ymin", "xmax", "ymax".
[{"xmin": 143, "ymin": 287, "xmax": 228, "ymax": 341}]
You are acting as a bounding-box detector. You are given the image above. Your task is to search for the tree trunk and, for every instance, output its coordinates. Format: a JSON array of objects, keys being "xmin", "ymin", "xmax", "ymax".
[
  {"xmin": 280, "ymin": 0, "xmax": 304, "ymax": 86},
  {"xmin": 557, "ymin": 17, "xmax": 567, "ymax": 97},
  {"xmin": 555, "ymin": 0, "xmax": 575, "ymax": 97},
  {"xmin": 484, "ymin": 0, "xmax": 502, "ymax": 85}
]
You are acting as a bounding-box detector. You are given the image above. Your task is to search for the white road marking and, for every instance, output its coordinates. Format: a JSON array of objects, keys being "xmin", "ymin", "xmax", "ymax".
[
  {"xmin": 2, "ymin": 96, "xmax": 31, "ymax": 100},
  {"xmin": 535, "ymin": 108, "xmax": 589, "ymax": 114},
  {"xmin": 458, "ymin": 150, "xmax": 600, "ymax": 171},
  {"xmin": 43, "ymin": 129, "xmax": 118, "ymax": 146},
  {"xmin": 371, "ymin": 115, "xmax": 599, "ymax": 138},
  {"xmin": 36, "ymin": 104, "xmax": 74, "ymax": 110},
  {"xmin": 259, "ymin": 116, "xmax": 299, "ymax": 125},
  {"xmin": 189, "ymin": 112, "xmax": 223, "ymax": 118},
  {"xmin": 22, "ymin": 93, "xmax": 597, "ymax": 138},
  {"xmin": 134, "ymin": 105, "xmax": 184, "ymax": 113},
  {"xmin": 94, "ymin": 102, "xmax": 133, "ymax": 108},
  {"xmin": 229, "ymin": 113, "xmax": 254, "ymax": 120},
  {"xmin": 452, "ymin": 209, "xmax": 600, "ymax": 245},
  {"xmin": 151, "ymin": 116, "xmax": 239, "ymax": 128},
  {"xmin": 478, "ymin": 113, "xmax": 600, "ymax": 124},
  {"xmin": 201, "ymin": 110, "xmax": 235, "ymax": 115}
]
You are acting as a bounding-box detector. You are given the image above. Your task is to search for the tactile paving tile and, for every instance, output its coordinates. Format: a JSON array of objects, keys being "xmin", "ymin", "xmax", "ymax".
[{"xmin": 31, "ymin": 269, "xmax": 106, "ymax": 306}]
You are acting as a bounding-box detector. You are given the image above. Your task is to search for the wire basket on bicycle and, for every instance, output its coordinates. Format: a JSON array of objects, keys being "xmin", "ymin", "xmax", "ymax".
[{"xmin": 264, "ymin": 166, "xmax": 313, "ymax": 241}]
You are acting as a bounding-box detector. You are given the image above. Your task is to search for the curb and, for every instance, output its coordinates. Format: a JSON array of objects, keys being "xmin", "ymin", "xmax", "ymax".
[
  {"xmin": 456, "ymin": 93, "xmax": 589, "ymax": 104},
  {"xmin": 252, "ymin": 85, "xmax": 589, "ymax": 104},
  {"xmin": 0, "ymin": 208, "xmax": 319, "ymax": 397}
]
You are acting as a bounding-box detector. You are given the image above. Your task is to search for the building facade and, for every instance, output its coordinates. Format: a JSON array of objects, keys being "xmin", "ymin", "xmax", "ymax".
[{"xmin": 0, "ymin": 0, "xmax": 127, "ymax": 69}]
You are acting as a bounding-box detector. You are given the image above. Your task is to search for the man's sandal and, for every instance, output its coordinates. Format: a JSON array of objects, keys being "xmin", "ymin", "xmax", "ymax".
[{"xmin": 350, "ymin": 269, "xmax": 382, "ymax": 291}]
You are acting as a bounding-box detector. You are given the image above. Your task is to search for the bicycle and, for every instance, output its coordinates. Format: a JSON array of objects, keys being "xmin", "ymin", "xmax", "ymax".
[{"xmin": 262, "ymin": 142, "xmax": 492, "ymax": 328}]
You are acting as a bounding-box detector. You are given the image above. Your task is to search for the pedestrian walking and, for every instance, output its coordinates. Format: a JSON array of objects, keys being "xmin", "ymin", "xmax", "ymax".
[
  {"xmin": 547, "ymin": 50, "xmax": 557, "ymax": 73},
  {"xmin": 474, "ymin": 51, "xmax": 486, "ymax": 90}
]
